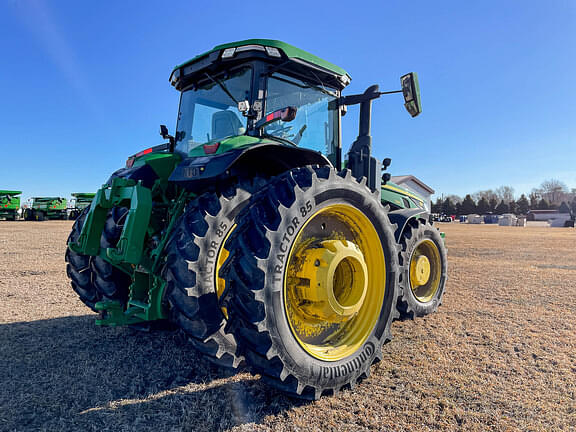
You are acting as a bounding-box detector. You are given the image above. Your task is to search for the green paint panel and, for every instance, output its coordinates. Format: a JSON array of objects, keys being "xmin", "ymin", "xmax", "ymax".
[
  {"xmin": 0, "ymin": 191, "xmax": 22, "ymax": 211},
  {"xmin": 132, "ymin": 152, "xmax": 182, "ymax": 179},
  {"xmin": 381, "ymin": 182, "xmax": 426, "ymax": 210},
  {"xmin": 30, "ymin": 197, "xmax": 67, "ymax": 210},
  {"xmin": 186, "ymin": 135, "xmax": 263, "ymax": 157}
]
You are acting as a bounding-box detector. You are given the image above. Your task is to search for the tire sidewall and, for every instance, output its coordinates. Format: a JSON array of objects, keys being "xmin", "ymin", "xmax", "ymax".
[
  {"xmin": 257, "ymin": 171, "xmax": 398, "ymax": 390},
  {"xmin": 183, "ymin": 187, "xmax": 254, "ymax": 299}
]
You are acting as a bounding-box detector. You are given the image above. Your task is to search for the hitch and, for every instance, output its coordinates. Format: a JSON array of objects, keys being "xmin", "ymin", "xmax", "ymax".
[
  {"xmin": 94, "ymin": 270, "xmax": 167, "ymax": 326},
  {"xmin": 68, "ymin": 177, "xmax": 152, "ymax": 265}
]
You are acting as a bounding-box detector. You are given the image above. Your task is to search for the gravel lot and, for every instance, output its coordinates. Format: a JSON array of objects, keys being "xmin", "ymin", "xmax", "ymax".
[{"xmin": 1, "ymin": 221, "xmax": 575, "ymax": 431}]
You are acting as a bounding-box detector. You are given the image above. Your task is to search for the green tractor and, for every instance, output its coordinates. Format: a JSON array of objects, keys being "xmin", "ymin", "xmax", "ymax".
[
  {"xmin": 66, "ymin": 39, "xmax": 447, "ymax": 398},
  {"xmin": 24, "ymin": 197, "xmax": 67, "ymax": 221},
  {"xmin": 68, "ymin": 193, "xmax": 96, "ymax": 220},
  {"xmin": 0, "ymin": 190, "xmax": 22, "ymax": 221}
]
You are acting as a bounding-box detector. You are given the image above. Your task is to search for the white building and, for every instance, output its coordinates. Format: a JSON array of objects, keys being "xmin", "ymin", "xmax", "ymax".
[
  {"xmin": 527, "ymin": 210, "xmax": 572, "ymax": 227},
  {"xmin": 390, "ymin": 175, "xmax": 435, "ymax": 211}
]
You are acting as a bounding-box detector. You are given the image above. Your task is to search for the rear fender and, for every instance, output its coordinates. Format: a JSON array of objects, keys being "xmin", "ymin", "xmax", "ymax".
[
  {"xmin": 388, "ymin": 208, "xmax": 429, "ymax": 242},
  {"xmin": 169, "ymin": 144, "xmax": 331, "ymax": 190}
]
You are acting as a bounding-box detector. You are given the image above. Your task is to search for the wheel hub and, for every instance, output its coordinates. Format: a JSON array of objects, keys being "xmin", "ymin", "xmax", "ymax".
[
  {"xmin": 295, "ymin": 239, "xmax": 368, "ymax": 323},
  {"xmin": 410, "ymin": 254, "xmax": 431, "ymax": 286}
]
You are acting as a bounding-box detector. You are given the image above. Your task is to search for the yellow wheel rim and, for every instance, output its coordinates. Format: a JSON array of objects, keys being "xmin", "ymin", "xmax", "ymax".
[
  {"xmin": 284, "ymin": 204, "xmax": 385, "ymax": 361},
  {"xmin": 409, "ymin": 239, "xmax": 441, "ymax": 303},
  {"xmin": 215, "ymin": 224, "xmax": 236, "ymax": 318}
]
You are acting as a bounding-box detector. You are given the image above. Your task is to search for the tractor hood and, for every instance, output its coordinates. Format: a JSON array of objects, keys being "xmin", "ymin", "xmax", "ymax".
[{"xmin": 382, "ymin": 182, "xmax": 426, "ymax": 210}]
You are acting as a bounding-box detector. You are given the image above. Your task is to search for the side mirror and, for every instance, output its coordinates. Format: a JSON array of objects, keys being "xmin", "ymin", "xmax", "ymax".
[
  {"xmin": 400, "ymin": 73, "xmax": 422, "ymax": 117},
  {"xmin": 159, "ymin": 124, "xmax": 175, "ymax": 151}
]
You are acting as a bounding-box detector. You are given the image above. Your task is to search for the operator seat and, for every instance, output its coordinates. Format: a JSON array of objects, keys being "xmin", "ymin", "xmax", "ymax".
[{"xmin": 211, "ymin": 110, "xmax": 243, "ymax": 140}]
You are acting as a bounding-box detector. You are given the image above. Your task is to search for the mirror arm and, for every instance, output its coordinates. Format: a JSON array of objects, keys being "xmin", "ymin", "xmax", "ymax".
[
  {"xmin": 377, "ymin": 90, "xmax": 403, "ymax": 95},
  {"xmin": 338, "ymin": 88, "xmax": 401, "ymax": 108}
]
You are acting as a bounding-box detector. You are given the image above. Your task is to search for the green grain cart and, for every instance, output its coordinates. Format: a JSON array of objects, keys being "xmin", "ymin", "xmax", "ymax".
[
  {"xmin": 24, "ymin": 197, "xmax": 67, "ymax": 221},
  {"xmin": 0, "ymin": 190, "xmax": 22, "ymax": 221},
  {"xmin": 68, "ymin": 193, "xmax": 96, "ymax": 220},
  {"xmin": 66, "ymin": 39, "xmax": 447, "ymax": 398}
]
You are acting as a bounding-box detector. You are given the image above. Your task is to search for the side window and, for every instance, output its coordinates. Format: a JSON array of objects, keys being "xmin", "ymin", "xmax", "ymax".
[{"xmin": 264, "ymin": 73, "xmax": 339, "ymax": 164}]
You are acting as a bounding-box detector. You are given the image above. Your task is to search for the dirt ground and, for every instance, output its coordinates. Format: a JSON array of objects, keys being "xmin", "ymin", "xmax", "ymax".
[{"xmin": 0, "ymin": 221, "xmax": 575, "ymax": 431}]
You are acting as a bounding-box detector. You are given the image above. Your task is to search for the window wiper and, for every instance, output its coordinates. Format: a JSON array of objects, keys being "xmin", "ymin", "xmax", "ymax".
[
  {"xmin": 204, "ymin": 72, "xmax": 239, "ymax": 105},
  {"xmin": 270, "ymin": 75, "xmax": 338, "ymax": 98}
]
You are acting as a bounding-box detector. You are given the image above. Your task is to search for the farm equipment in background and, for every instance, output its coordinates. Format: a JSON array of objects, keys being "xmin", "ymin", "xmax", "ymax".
[
  {"xmin": 0, "ymin": 190, "xmax": 22, "ymax": 221},
  {"xmin": 66, "ymin": 39, "xmax": 447, "ymax": 398},
  {"xmin": 68, "ymin": 193, "xmax": 96, "ymax": 220},
  {"xmin": 24, "ymin": 197, "xmax": 67, "ymax": 221}
]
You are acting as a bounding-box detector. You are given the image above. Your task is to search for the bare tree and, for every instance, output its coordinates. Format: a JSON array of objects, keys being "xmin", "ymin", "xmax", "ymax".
[
  {"xmin": 472, "ymin": 189, "xmax": 497, "ymax": 203},
  {"xmin": 495, "ymin": 186, "xmax": 515, "ymax": 203},
  {"xmin": 539, "ymin": 179, "xmax": 569, "ymax": 206},
  {"xmin": 445, "ymin": 194, "xmax": 462, "ymax": 204}
]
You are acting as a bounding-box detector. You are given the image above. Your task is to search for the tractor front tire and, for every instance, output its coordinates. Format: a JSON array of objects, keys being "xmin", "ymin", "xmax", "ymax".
[
  {"xmin": 66, "ymin": 207, "xmax": 131, "ymax": 311},
  {"xmin": 396, "ymin": 219, "xmax": 447, "ymax": 319},
  {"xmin": 221, "ymin": 166, "xmax": 399, "ymax": 399},
  {"xmin": 163, "ymin": 180, "xmax": 264, "ymax": 368}
]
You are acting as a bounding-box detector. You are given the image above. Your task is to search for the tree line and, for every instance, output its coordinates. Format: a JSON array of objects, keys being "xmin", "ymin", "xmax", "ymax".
[{"xmin": 432, "ymin": 179, "xmax": 576, "ymax": 216}]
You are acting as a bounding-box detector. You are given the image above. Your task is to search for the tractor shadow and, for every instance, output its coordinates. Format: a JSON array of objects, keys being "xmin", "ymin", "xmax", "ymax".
[{"xmin": 0, "ymin": 315, "xmax": 308, "ymax": 431}]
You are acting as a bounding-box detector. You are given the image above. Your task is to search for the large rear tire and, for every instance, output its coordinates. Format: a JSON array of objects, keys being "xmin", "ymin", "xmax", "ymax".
[
  {"xmin": 163, "ymin": 180, "xmax": 265, "ymax": 368},
  {"xmin": 396, "ymin": 219, "xmax": 447, "ymax": 319},
  {"xmin": 221, "ymin": 166, "xmax": 399, "ymax": 399},
  {"xmin": 65, "ymin": 207, "xmax": 131, "ymax": 311}
]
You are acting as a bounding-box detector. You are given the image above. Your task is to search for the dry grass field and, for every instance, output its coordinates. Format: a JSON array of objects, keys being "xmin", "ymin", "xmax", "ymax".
[{"xmin": 1, "ymin": 221, "xmax": 575, "ymax": 431}]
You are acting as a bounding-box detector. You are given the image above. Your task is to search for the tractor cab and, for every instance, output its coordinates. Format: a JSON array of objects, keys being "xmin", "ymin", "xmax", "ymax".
[
  {"xmin": 169, "ymin": 40, "xmax": 350, "ymax": 166},
  {"xmin": 167, "ymin": 39, "xmax": 421, "ymax": 191}
]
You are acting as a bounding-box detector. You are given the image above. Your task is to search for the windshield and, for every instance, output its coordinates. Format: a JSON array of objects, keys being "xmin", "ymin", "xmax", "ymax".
[
  {"xmin": 264, "ymin": 73, "xmax": 339, "ymax": 164},
  {"xmin": 175, "ymin": 67, "xmax": 252, "ymax": 154}
]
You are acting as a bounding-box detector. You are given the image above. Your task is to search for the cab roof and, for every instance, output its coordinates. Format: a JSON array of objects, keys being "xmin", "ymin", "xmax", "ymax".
[{"xmin": 170, "ymin": 39, "xmax": 351, "ymax": 90}]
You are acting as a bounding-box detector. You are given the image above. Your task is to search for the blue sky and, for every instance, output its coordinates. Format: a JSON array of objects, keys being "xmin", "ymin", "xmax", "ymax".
[{"xmin": 1, "ymin": 0, "xmax": 574, "ymax": 202}]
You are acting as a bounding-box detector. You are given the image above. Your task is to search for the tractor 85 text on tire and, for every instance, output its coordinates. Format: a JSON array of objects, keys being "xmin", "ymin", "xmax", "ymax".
[{"xmin": 67, "ymin": 39, "xmax": 447, "ymax": 398}]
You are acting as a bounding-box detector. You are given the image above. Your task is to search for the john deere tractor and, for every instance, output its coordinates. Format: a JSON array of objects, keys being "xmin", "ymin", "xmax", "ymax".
[
  {"xmin": 66, "ymin": 39, "xmax": 447, "ymax": 398},
  {"xmin": 0, "ymin": 190, "xmax": 21, "ymax": 221}
]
